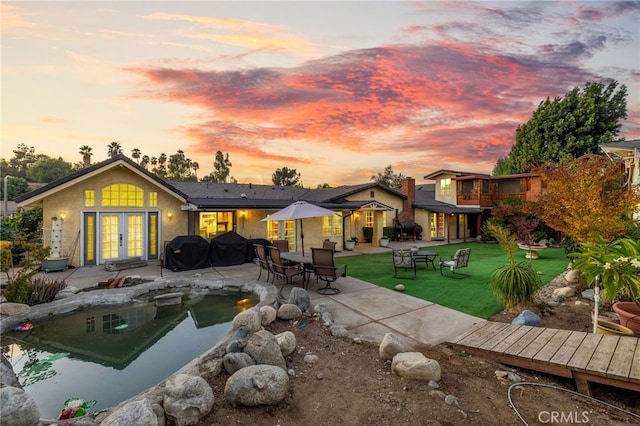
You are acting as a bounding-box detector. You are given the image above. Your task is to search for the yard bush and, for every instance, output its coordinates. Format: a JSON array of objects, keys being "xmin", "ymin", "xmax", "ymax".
[{"xmin": 362, "ymin": 227, "xmax": 373, "ymax": 243}]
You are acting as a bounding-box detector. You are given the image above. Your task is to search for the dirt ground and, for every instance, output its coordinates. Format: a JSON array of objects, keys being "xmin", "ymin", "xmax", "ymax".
[{"xmin": 196, "ymin": 277, "xmax": 640, "ymax": 426}]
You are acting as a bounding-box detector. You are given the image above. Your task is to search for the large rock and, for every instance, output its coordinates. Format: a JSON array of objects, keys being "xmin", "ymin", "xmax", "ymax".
[
  {"xmin": 223, "ymin": 352, "xmax": 256, "ymax": 375},
  {"xmin": 232, "ymin": 309, "xmax": 262, "ymax": 333},
  {"xmin": 243, "ymin": 330, "xmax": 286, "ymax": 369},
  {"xmin": 101, "ymin": 398, "xmax": 161, "ymax": 426},
  {"xmin": 1, "ymin": 355, "xmax": 21, "ymax": 388},
  {"xmin": 275, "ymin": 331, "xmax": 297, "ymax": 356},
  {"xmin": 512, "ymin": 310, "xmax": 543, "ymax": 327},
  {"xmin": 259, "ymin": 305, "xmax": 277, "ymax": 326},
  {"xmin": 553, "ymin": 286, "xmax": 575, "ymax": 298},
  {"xmin": 287, "ymin": 287, "xmax": 310, "ymax": 312},
  {"xmin": 0, "ymin": 303, "xmax": 30, "ymax": 317},
  {"xmin": 564, "ymin": 269, "xmax": 580, "ymax": 283},
  {"xmin": 277, "ymin": 304, "xmax": 302, "ymax": 320},
  {"xmin": 224, "ymin": 365, "xmax": 289, "ymax": 407},
  {"xmin": 163, "ymin": 374, "xmax": 214, "ymax": 426},
  {"xmin": 391, "ymin": 352, "xmax": 441, "ymax": 382},
  {"xmin": 379, "ymin": 333, "xmax": 405, "ymax": 361},
  {"xmin": 0, "ymin": 386, "xmax": 40, "ymax": 426}
]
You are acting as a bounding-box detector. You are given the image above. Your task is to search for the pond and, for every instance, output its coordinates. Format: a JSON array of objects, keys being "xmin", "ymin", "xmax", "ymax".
[{"xmin": 1, "ymin": 290, "xmax": 258, "ymax": 419}]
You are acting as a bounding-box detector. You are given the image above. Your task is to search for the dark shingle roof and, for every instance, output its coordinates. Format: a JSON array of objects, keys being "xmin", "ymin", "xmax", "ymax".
[{"xmin": 413, "ymin": 184, "xmax": 482, "ymax": 214}]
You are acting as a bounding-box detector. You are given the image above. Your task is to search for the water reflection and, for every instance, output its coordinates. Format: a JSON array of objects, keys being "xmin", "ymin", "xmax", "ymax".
[{"xmin": 2, "ymin": 291, "xmax": 258, "ymax": 418}]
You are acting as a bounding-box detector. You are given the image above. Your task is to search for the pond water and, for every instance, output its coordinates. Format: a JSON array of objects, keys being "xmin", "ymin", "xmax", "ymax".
[{"xmin": 1, "ymin": 290, "xmax": 258, "ymax": 419}]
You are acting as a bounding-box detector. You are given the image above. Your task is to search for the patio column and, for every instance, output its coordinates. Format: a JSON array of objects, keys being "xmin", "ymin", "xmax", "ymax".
[{"xmin": 372, "ymin": 211, "xmax": 383, "ymax": 247}]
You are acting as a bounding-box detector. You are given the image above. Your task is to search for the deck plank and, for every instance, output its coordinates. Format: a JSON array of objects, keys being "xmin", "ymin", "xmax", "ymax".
[
  {"xmin": 518, "ymin": 328, "xmax": 559, "ymax": 359},
  {"xmin": 630, "ymin": 341, "xmax": 640, "ymax": 384},
  {"xmin": 533, "ymin": 329, "xmax": 573, "ymax": 363},
  {"xmin": 586, "ymin": 335, "xmax": 619, "ymax": 377},
  {"xmin": 607, "ymin": 337, "xmax": 638, "ymax": 379},
  {"xmin": 456, "ymin": 322, "xmax": 510, "ymax": 348},
  {"xmin": 549, "ymin": 331, "xmax": 586, "ymax": 365},
  {"xmin": 567, "ymin": 333, "xmax": 602, "ymax": 371},
  {"xmin": 490, "ymin": 325, "xmax": 534, "ymax": 353},
  {"xmin": 503, "ymin": 327, "xmax": 545, "ymax": 356},
  {"xmin": 478, "ymin": 325, "xmax": 521, "ymax": 351}
]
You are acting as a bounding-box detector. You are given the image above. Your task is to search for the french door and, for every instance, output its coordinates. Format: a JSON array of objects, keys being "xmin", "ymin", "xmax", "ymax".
[{"xmin": 100, "ymin": 213, "xmax": 145, "ymax": 262}]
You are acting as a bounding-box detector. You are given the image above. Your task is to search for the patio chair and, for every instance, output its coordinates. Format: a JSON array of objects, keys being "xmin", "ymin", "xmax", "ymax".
[
  {"xmin": 269, "ymin": 246, "xmax": 305, "ymax": 293},
  {"xmin": 322, "ymin": 240, "xmax": 337, "ymax": 251},
  {"xmin": 272, "ymin": 239, "xmax": 290, "ymax": 253},
  {"xmin": 439, "ymin": 248, "xmax": 471, "ymax": 278},
  {"xmin": 253, "ymin": 244, "xmax": 272, "ymax": 282},
  {"xmin": 311, "ymin": 247, "xmax": 346, "ymax": 295},
  {"xmin": 392, "ymin": 249, "xmax": 416, "ymax": 279}
]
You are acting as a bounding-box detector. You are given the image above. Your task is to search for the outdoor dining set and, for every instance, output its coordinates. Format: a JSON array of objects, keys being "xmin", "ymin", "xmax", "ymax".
[
  {"xmin": 253, "ymin": 240, "xmax": 346, "ymax": 295},
  {"xmin": 392, "ymin": 247, "xmax": 471, "ymax": 279}
]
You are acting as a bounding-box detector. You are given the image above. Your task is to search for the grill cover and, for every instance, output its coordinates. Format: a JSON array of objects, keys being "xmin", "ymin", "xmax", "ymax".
[
  {"xmin": 164, "ymin": 235, "xmax": 212, "ymax": 271},
  {"xmin": 210, "ymin": 231, "xmax": 253, "ymax": 266}
]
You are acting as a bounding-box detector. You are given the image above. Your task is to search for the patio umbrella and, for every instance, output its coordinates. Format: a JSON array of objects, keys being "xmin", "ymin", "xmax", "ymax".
[{"xmin": 261, "ymin": 201, "xmax": 336, "ymax": 255}]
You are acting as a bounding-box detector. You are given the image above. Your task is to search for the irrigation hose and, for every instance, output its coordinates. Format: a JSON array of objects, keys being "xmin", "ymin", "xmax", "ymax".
[{"xmin": 507, "ymin": 382, "xmax": 640, "ymax": 425}]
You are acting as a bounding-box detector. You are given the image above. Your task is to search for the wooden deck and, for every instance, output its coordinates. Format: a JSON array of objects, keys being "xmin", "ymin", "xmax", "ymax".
[{"xmin": 448, "ymin": 322, "xmax": 640, "ymax": 395}]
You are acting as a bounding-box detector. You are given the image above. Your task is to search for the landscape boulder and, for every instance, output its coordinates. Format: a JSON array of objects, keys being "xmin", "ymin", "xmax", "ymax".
[
  {"xmin": 391, "ymin": 352, "xmax": 441, "ymax": 381},
  {"xmin": 259, "ymin": 305, "xmax": 277, "ymax": 325},
  {"xmin": 232, "ymin": 309, "xmax": 262, "ymax": 333},
  {"xmin": 100, "ymin": 398, "xmax": 161, "ymax": 426},
  {"xmin": 243, "ymin": 330, "xmax": 286, "ymax": 369},
  {"xmin": 275, "ymin": 331, "xmax": 297, "ymax": 356},
  {"xmin": 223, "ymin": 352, "xmax": 255, "ymax": 375},
  {"xmin": 287, "ymin": 287, "xmax": 310, "ymax": 312},
  {"xmin": 512, "ymin": 310, "xmax": 543, "ymax": 327},
  {"xmin": 277, "ymin": 303, "xmax": 302, "ymax": 320},
  {"xmin": 163, "ymin": 374, "xmax": 214, "ymax": 426},
  {"xmin": 379, "ymin": 333, "xmax": 405, "ymax": 361},
  {"xmin": 224, "ymin": 365, "xmax": 289, "ymax": 407},
  {"xmin": 0, "ymin": 386, "xmax": 40, "ymax": 426}
]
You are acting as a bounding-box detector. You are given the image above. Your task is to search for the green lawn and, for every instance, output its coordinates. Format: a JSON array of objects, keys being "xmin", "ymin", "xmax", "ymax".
[{"xmin": 339, "ymin": 242, "xmax": 570, "ymax": 319}]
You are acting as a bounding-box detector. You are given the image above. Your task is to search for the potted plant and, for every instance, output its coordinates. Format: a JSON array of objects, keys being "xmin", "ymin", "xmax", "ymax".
[
  {"xmin": 344, "ymin": 238, "xmax": 356, "ymax": 251},
  {"xmin": 570, "ymin": 236, "xmax": 640, "ymax": 335},
  {"xmin": 379, "ymin": 237, "xmax": 390, "ymax": 247}
]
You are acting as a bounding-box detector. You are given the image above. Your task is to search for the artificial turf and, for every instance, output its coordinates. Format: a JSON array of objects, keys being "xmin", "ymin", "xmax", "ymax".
[{"xmin": 338, "ymin": 242, "xmax": 570, "ymax": 319}]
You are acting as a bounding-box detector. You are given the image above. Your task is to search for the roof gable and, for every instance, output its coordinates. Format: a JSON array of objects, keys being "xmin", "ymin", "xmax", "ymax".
[{"xmin": 15, "ymin": 154, "xmax": 188, "ymax": 206}]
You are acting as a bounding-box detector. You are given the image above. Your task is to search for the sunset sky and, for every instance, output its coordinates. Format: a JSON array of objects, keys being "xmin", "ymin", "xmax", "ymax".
[{"xmin": 2, "ymin": 1, "xmax": 639, "ymax": 186}]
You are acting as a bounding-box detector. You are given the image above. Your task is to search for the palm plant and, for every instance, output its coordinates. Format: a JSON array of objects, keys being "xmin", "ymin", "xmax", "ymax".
[{"xmin": 485, "ymin": 221, "xmax": 541, "ymax": 311}]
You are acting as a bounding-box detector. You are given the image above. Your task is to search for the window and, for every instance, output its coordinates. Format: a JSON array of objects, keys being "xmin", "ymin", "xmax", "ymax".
[
  {"xmin": 198, "ymin": 211, "xmax": 234, "ymax": 238},
  {"xmin": 370, "ymin": 190, "xmax": 375, "ymax": 198},
  {"xmin": 149, "ymin": 192, "xmax": 158, "ymax": 207},
  {"xmin": 84, "ymin": 190, "xmax": 95, "ymax": 207},
  {"xmin": 102, "ymin": 184, "xmax": 144, "ymax": 207},
  {"xmin": 322, "ymin": 212, "xmax": 342, "ymax": 236},
  {"xmin": 365, "ymin": 211, "xmax": 374, "ymax": 227},
  {"xmin": 440, "ymin": 178, "xmax": 452, "ymax": 195}
]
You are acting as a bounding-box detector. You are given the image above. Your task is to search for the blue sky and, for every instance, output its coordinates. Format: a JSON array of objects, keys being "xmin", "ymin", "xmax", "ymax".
[{"xmin": 2, "ymin": 1, "xmax": 639, "ymax": 186}]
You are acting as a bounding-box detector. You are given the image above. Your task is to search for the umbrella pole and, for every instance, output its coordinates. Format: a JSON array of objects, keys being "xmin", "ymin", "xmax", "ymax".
[{"xmin": 300, "ymin": 219, "xmax": 304, "ymax": 256}]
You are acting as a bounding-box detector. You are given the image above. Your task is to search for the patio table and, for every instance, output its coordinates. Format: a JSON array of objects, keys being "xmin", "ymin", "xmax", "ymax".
[
  {"xmin": 280, "ymin": 252, "xmax": 313, "ymax": 285},
  {"xmin": 414, "ymin": 250, "xmax": 438, "ymax": 270}
]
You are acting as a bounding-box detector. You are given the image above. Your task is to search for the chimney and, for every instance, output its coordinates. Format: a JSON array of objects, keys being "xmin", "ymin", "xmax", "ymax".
[{"xmin": 399, "ymin": 177, "xmax": 415, "ymax": 222}]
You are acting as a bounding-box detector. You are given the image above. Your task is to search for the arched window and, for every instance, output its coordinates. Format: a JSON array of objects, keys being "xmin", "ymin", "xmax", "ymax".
[{"xmin": 101, "ymin": 184, "xmax": 144, "ymax": 207}]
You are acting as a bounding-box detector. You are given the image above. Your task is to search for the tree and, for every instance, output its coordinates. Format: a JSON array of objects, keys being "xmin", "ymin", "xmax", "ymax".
[
  {"xmin": 140, "ymin": 155, "xmax": 150, "ymax": 170},
  {"xmin": 272, "ymin": 167, "xmax": 301, "ymax": 186},
  {"xmin": 496, "ymin": 81, "xmax": 628, "ymax": 175},
  {"xmin": 9, "ymin": 143, "xmax": 37, "ymax": 178},
  {"xmin": 26, "ymin": 157, "xmax": 72, "ymax": 183},
  {"xmin": 0, "ymin": 176, "xmax": 30, "ymax": 201},
  {"xmin": 370, "ymin": 165, "xmax": 405, "ymax": 188},
  {"xmin": 316, "ymin": 183, "xmax": 332, "ymax": 189},
  {"xmin": 131, "ymin": 148, "xmax": 142, "ymax": 164},
  {"xmin": 107, "ymin": 141, "xmax": 123, "ymax": 158},
  {"xmin": 166, "ymin": 150, "xmax": 195, "ymax": 181},
  {"xmin": 533, "ymin": 155, "xmax": 640, "ymax": 245},
  {"xmin": 209, "ymin": 151, "xmax": 233, "ymax": 183},
  {"xmin": 79, "ymin": 145, "xmax": 93, "ymax": 168}
]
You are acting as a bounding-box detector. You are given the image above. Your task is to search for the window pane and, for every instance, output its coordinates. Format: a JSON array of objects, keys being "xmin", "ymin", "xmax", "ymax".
[{"xmin": 84, "ymin": 190, "xmax": 95, "ymax": 207}]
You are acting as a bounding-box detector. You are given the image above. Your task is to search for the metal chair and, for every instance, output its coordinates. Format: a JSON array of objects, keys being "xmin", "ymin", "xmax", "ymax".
[
  {"xmin": 253, "ymin": 244, "xmax": 272, "ymax": 282},
  {"xmin": 392, "ymin": 249, "xmax": 416, "ymax": 279},
  {"xmin": 439, "ymin": 248, "xmax": 471, "ymax": 278},
  {"xmin": 322, "ymin": 240, "xmax": 337, "ymax": 251},
  {"xmin": 272, "ymin": 239, "xmax": 290, "ymax": 253},
  {"xmin": 269, "ymin": 246, "xmax": 305, "ymax": 293},
  {"xmin": 310, "ymin": 247, "xmax": 346, "ymax": 295}
]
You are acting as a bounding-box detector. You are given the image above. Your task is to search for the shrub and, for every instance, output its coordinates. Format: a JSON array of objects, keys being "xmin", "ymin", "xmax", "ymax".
[
  {"xmin": 485, "ymin": 221, "xmax": 541, "ymax": 310},
  {"xmin": 382, "ymin": 227, "xmax": 395, "ymax": 241}
]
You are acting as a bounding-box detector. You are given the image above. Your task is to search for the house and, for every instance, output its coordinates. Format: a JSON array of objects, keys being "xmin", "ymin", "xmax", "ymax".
[
  {"xmin": 15, "ymin": 155, "xmax": 407, "ymax": 267},
  {"xmin": 600, "ymin": 139, "xmax": 640, "ymax": 220},
  {"xmin": 417, "ymin": 169, "xmax": 544, "ymax": 242}
]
